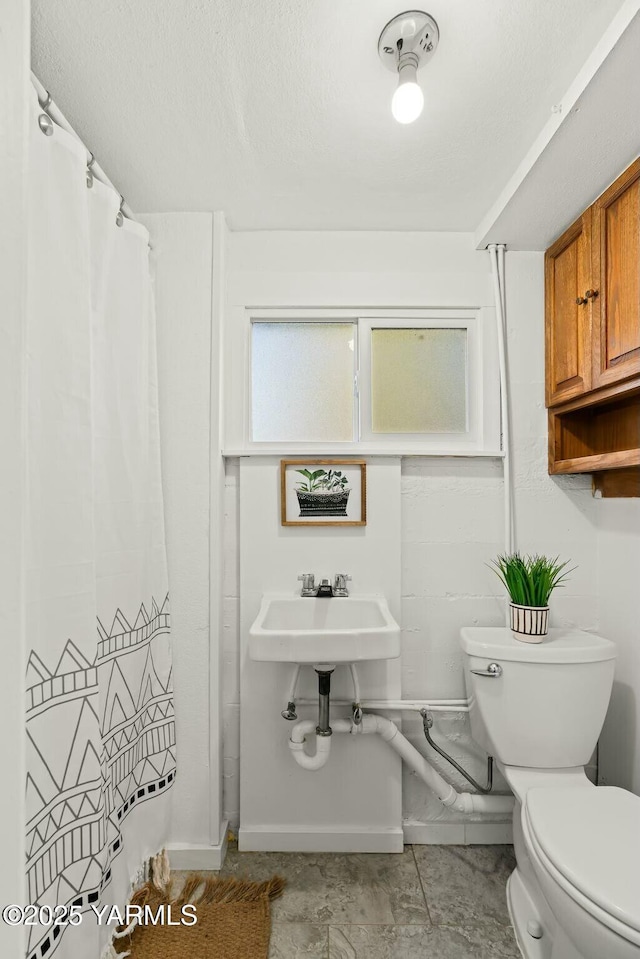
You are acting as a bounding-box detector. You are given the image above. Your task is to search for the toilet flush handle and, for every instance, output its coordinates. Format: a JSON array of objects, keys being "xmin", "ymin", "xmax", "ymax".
[{"xmin": 470, "ymin": 663, "xmax": 502, "ymax": 678}]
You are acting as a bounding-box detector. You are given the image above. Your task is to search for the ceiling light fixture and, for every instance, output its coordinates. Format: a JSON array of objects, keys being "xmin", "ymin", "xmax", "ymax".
[{"xmin": 378, "ymin": 11, "xmax": 439, "ymax": 124}]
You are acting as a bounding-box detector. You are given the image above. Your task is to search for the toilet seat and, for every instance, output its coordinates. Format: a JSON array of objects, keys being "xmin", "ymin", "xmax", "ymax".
[{"xmin": 524, "ymin": 786, "xmax": 640, "ymax": 945}]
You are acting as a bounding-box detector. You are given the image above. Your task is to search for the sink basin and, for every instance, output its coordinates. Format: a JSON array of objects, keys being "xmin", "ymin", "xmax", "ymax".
[{"xmin": 249, "ymin": 595, "xmax": 400, "ymax": 664}]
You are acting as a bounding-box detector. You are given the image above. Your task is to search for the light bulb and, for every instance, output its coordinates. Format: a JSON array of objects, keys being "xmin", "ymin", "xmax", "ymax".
[
  {"xmin": 391, "ymin": 81, "xmax": 424, "ymax": 124},
  {"xmin": 391, "ymin": 58, "xmax": 424, "ymax": 124}
]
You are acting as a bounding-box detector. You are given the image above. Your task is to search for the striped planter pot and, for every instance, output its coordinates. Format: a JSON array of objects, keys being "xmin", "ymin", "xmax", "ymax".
[{"xmin": 509, "ymin": 603, "xmax": 549, "ymax": 642}]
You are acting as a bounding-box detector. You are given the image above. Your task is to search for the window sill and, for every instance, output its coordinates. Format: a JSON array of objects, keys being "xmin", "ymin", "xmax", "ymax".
[{"xmin": 221, "ymin": 448, "xmax": 506, "ymax": 458}]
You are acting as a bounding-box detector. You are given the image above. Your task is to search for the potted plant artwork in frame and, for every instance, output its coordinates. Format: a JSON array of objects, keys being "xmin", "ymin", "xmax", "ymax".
[
  {"xmin": 295, "ymin": 468, "xmax": 350, "ymax": 517},
  {"xmin": 489, "ymin": 552, "xmax": 575, "ymax": 642},
  {"xmin": 281, "ymin": 460, "xmax": 367, "ymax": 527}
]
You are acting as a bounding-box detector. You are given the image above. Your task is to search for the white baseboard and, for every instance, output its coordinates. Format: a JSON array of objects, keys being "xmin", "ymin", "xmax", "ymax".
[
  {"xmin": 166, "ymin": 820, "xmax": 230, "ymax": 870},
  {"xmin": 464, "ymin": 821, "xmax": 513, "ymax": 844},
  {"xmin": 181, "ymin": 819, "xmax": 513, "ymax": 856},
  {"xmin": 403, "ymin": 819, "xmax": 513, "ymax": 845},
  {"xmin": 238, "ymin": 825, "xmax": 405, "ymax": 853}
]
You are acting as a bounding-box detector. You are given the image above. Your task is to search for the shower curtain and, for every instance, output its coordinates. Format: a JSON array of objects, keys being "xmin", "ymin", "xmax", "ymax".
[{"xmin": 24, "ymin": 90, "xmax": 174, "ymax": 959}]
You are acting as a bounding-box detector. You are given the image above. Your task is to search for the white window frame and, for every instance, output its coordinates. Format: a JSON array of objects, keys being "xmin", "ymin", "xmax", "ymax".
[{"xmin": 223, "ymin": 307, "xmax": 501, "ymax": 456}]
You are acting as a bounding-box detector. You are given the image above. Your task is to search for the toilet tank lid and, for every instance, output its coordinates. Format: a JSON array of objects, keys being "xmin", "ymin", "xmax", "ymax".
[
  {"xmin": 526, "ymin": 787, "xmax": 640, "ymax": 935},
  {"xmin": 460, "ymin": 627, "xmax": 617, "ymax": 664}
]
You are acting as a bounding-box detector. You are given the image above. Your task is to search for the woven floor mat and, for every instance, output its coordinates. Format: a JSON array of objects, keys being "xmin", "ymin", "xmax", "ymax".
[{"xmin": 113, "ymin": 870, "xmax": 286, "ymax": 959}]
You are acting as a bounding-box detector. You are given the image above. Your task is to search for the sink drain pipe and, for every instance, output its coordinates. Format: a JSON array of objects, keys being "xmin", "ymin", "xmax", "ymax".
[
  {"xmin": 316, "ymin": 669, "xmax": 333, "ymax": 736},
  {"xmin": 289, "ymin": 714, "xmax": 514, "ymax": 815}
]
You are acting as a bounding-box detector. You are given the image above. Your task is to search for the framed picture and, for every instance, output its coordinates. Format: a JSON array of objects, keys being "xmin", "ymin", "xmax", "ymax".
[{"xmin": 281, "ymin": 460, "xmax": 367, "ymax": 527}]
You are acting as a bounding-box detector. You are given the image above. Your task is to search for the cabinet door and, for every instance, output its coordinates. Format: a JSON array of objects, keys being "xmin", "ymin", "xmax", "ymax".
[
  {"xmin": 592, "ymin": 158, "xmax": 640, "ymax": 389},
  {"xmin": 545, "ymin": 212, "xmax": 592, "ymax": 407}
]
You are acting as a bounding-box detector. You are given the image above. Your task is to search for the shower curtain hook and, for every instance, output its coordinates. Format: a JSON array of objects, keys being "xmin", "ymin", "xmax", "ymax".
[
  {"xmin": 86, "ymin": 153, "xmax": 96, "ymax": 189},
  {"xmin": 38, "ymin": 90, "xmax": 54, "ymax": 136},
  {"xmin": 116, "ymin": 196, "xmax": 125, "ymax": 227}
]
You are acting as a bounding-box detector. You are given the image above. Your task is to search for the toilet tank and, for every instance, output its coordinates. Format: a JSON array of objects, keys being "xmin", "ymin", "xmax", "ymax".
[{"xmin": 460, "ymin": 628, "xmax": 617, "ymax": 769}]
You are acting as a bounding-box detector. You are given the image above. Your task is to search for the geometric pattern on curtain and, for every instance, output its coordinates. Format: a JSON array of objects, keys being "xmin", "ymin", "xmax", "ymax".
[
  {"xmin": 25, "ymin": 596, "xmax": 174, "ymax": 959},
  {"xmin": 25, "ymin": 86, "xmax": 174, "ymax": 959}
]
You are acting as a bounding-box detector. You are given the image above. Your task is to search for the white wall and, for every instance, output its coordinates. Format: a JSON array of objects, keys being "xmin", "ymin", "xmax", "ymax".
[
  {"xmin": 0, "ymin": 0, "xmax": 29, "ymax": 948},
  {"xmin": 238, "ymin": 458, "xmax": 403, "ymax": 852},
  {"xmin": 144, "ymin": 223, "xmax": 637, "ymax": 846},
  {"xmin": 597, "ymin": 500, "xmax": 640, "ymax": 794},
  {"xmin": 141, "ymin": 213, "xmax": 220, "ymax": 846},
  {"xmin": 220, "ymin": 234, "xmax": 600, "ymax": 839}
]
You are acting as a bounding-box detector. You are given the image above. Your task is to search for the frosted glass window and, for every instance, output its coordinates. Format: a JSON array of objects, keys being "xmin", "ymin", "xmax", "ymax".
[
  {"xmin": 252, "ymin": 322, "xmax": 356, "ymax": 441},
  {"xmin": 371, "ymin": 328, "xmax": 467, "ymax": 433}
]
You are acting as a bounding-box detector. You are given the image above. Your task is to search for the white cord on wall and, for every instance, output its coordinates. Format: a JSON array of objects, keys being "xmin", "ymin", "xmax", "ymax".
[{"xmin": 488, "ymin": 244, "xmax": 515, "ymax": 627}]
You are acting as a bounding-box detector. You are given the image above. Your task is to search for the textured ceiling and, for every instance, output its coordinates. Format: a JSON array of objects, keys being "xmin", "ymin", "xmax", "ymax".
[
  {"xmin": 477, "ymin": 10, "xmax": 640, "ymax": 250},
  {"xmin": 31, "ymin": 0, "xmax": 627, "ymax": 231}
]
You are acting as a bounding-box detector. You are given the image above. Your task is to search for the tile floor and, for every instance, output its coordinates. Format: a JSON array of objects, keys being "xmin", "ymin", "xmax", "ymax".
[{"xmin": 175, "ymin": 843, "xmax": 521, "ymax": 958}]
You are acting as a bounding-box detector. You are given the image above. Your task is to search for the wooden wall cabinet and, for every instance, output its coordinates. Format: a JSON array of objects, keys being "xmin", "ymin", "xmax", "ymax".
[
  {"xmin": 545, "ymin": 212, "xmax": 592, "ymax": 406},
  {"xmin": 545, "ymin": 158, "xmax": 640, "ymax": 497},
  {"xmin": 592, "ymin": 160, "xmax": 640, "ymax": 389}
]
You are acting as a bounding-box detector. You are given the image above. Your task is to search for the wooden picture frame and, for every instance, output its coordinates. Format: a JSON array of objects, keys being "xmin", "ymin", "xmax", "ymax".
[{"xmin": 280, "ymin": 459, "xmax": 367, "ymax": 527}]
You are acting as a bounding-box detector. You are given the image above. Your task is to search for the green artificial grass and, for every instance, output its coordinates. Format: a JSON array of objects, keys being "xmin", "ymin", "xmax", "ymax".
[{"xmin": 489, "ymin": 552, "xmax": 574, "ymax": 608}]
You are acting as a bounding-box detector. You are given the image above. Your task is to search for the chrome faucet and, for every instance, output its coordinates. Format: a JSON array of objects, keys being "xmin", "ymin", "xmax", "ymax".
[
  {"xmin": 297, "ymin": 573, "xmax": 351, "ymax": 597},
  {"xmin": 316, "ymin": 578, "xmax": 334, "ymax": 598}
]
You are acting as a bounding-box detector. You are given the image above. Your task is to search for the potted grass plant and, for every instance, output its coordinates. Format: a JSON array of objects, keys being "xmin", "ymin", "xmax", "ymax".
[{"xmin": 489, "ymin": 553, "xmax": 574, "ymax": 642}]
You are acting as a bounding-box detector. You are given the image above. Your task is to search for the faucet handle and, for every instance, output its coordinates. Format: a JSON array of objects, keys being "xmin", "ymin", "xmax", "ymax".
[
  {"xmin": 298, "ymin": 573, "xmax": 315, "ymax": 595},
  {"xmin": 333, "ymin": 573, "xmax": 352, "ymax": 594}
]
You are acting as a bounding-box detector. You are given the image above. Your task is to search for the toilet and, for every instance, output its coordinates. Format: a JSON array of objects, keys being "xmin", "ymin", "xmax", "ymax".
[{"xmin": 460, "ymin": 626, "xmax": 640, "ymax": 959}]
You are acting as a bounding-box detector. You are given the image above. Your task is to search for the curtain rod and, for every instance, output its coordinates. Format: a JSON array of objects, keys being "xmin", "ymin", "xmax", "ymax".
[{"xmin": 30, "ymin": 72, "xmax": 138, "ymax": 225}]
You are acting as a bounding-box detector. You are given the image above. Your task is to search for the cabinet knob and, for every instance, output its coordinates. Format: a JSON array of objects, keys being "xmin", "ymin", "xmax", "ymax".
[
  {"xmin": 585, "ymin": 289, "xmax": 599, "ymax": 299},
  {"xmin": 576, "ymin": 296, "xmax": 588, "ymax": 305}
]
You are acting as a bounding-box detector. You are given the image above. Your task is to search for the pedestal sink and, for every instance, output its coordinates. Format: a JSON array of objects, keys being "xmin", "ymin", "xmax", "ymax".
[{"xmin": 249, "ymin": 595, "xmax": 400, "ymax": 664}]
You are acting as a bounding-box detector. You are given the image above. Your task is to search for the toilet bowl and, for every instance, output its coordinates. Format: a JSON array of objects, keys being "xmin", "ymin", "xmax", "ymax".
[
  {"xmin": 460, "ymin": 627, "xmax": 640, "ymax": 959},
  {"xmin": 522, "ymin": 785, "xmax": 640, "ymax": 959},
  {"xmin": 503, "ymin": 765, "xmax": 640, "ymax": 959}
]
